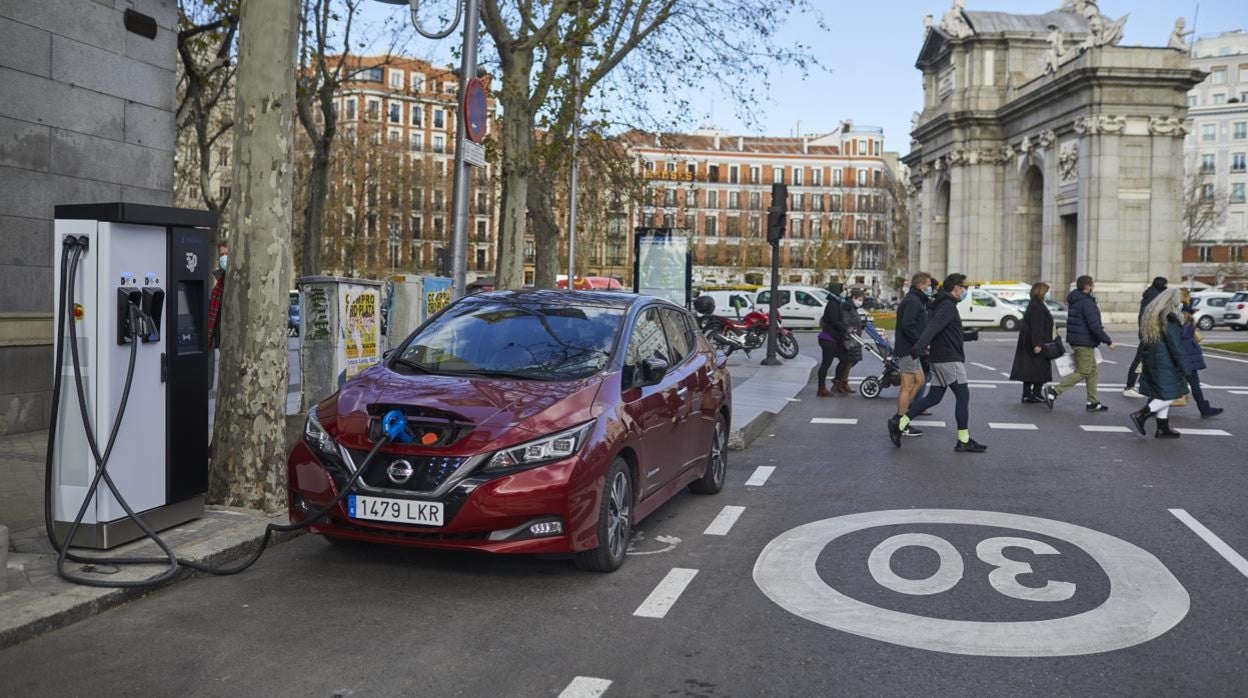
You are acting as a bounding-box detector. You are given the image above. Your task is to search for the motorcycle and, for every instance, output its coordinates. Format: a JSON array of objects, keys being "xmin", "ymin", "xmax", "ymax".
[{"xmin": 694, "ymin": 297, "xmax": 800, "ymax": 360}]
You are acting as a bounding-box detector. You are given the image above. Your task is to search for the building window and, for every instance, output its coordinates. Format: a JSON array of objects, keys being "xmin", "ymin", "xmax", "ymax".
[
  {"xmin": 663, "ymin": 213, "xmax": 674, "ymax": 228},
  {"xmin": 855, "ymin": 219, "xmax": 866, "ymax": 238},
  {"xmin": 410, "ymin": 73, "xmax": 425, "ymax": 92},
  {"xmin": 345, "ymin": 98, "xmax": 356, "ymax": 120},
  {"xmin": 664, "ymin": 189, "xmax": 676, "ymax": 206},
  {"xmin": 366, "ymin": 98, "xmax": 380, "ymax": 120},
  {"xmin": 812, "ymin": 168, "xmax": 823, "ymax": 186},
  {"xmin": 1202, "ymin": 183, "xmax": 1215, "ymax": 200},
  {"xmin": 857, "ymin": 194, "xmax": 869, "ymax": 211},
  {"xmin": 833, "ymin": 169, "xmax": 842, "ymax": 186},
  {"xmin": 1203, "ymin": 124, "xmax": 1216, "ymax": 141},
  {"xmin": 749, "ymin": 215, "xmax": 760, "ymax": 235},
  {"xmin": 858, "ymin": 139, "xmax": 866, "ymax": 155},
  {"xmin": 1201, "ymin": 154, "xmax": 1216, "ymax": 173},
  {"xmin": 363, "ymin": 66, "xmax": 383, "ymax": 82},
  {"xmin": 434, "ymin": 109, "xmax": 445, "ymax": 129},
  {"xmin": 409, "ymin": 132, "xmax": 422, "ymax": 152},
  {"xmin": 750, "ymin": 166, "xmax": 760, "ymax": 184},
  {"xmin": 708, "ymin": 165, "xmax": 720, "ymax": 183},
  {"xmin": 729, "ymin": 165, "xmax": 739, "ymax": 184},
  {"xmin": 811, "ymin": 219, "xmax": 822, "ymax": 239},
  {"xmin": 1211, "ymin": 68, "xmax": 1227, "ymax": 85},
  {"xmin": 1198, "ymin": 246, "xmax": 1212, "ymax": 263},
  {"xmin": 433, "ymin": 217, "xmax": 444, "ymax": 239},
  {"xmin": 642, "ymin": 212, "xmax": 654, "ymax": 227},
  {"xmin": 411, "ymin": 215, "xmax": 422, "ymax": 239},
  {"xmin": 665, "ymin": 161, "xmax": 675, "ymax": 173},
  {"xmin": 1188, "ymin": 95, "xmax": 1198, "ymax": 107},
  {"xmin": 388, "ymin": 128, "xmax": 401, "ymax": 143},
  {"xmin": 830, "ymin": 195, "xmax": 842, "ymax": 212},
  {"xmin": 1213, "ymin": 93, "xmax": 1226, "ymax": 105},
  {"xmin": 685, "ymin": 189, "xmax": 698, "ymax": 208},
  {"xmin": 728, "ymin": 191, "xmax": 739, "ymax": 208},
  {"xmin": 445, "ymin": 81, "xmax": 458, "ymax": 95},
  {"xmin": 411, "ymin": 105, "xmax": 422, "ymax": 126},
  {"xmin": 792, "ymin": 193, "xmax": 804, "ymax": 210},
  {"xmin": 389, "ymin": 69, "xmax": 404, "ymax": 88},
  {"xmin": 433, "ymin": 135, "xmax": 445, "ymax": 153},
  {"xmin": 749, "ymin": 192, "xmax": 761, "ymax": 210},
  {"xmin": 772, "ymin": 167, "xmax": 783, "ymax": 184},
  {"xmin": 1232, "ymin": 183, "xmax": 1246, "ymax": 203},
  {"xmin": 814, "ymin": 193, "xmax": 825, "ymax": 212},
  {"xmin": 1235, "ymin": 122, "xmax": 1247, "ymax": 140},
  {"xmin": 705, "ymin": 216, "xmax": 717, "ymax": 237},
  {"xmin": 857, "ymin": 170, "xmax": 867, "ymax": 186},
  {"xmin": 1233, "ymin": 152, "xmax": 1246, "ymax": 172},
  {"xmin": 793, "ymin": 167, "xmax": 803, "ymax": 186},
  {"xmin": 727, "ymin": 217, "xmax": 740, "ymax": 237},
  {"xmin": 476, "ymin": 219, "xmax": 487, "ymax": 242},
  {"xmin": 707, "ymin": 190, "xmax": 718, "ymax": 208},
  {"xmin": 684, "ymin": 213, "xmax": 695, "ymax": 230}
]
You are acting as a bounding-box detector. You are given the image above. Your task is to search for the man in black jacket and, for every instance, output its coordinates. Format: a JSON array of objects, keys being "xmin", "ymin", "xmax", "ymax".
[
  {"xmin": 1044, "ymin": 275, "xmax": 1116, "ymax": 411},
  {"xmin": 894, "ymin": 273, "xmax": 987, "ymax": 453},
  {"xmin": 1123, "ymin": 276, "xmax": 1167, "ymax": 398},
  {"xmin": 888, "ymin": 272, "xmax": 932, "ymax": 445}
]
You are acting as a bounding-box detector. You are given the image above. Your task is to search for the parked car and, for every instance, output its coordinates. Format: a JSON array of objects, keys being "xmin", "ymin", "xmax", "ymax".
[
  {"xmin": 755, "ymin": 285, "xmax": 831, "ymax": 329},
  {"xmin": 1190, "ymin": 292, "xmax": 1234, "ymax": 331},
  {"xmin": 861, "ymin": 296, "xmax": 890, "ymax": 312},
  {"xmin": 288, "ymin": 290, "xmax": 300, "ymax": 337},
  {"xmin": 287, "ymin": 290, "xmax": 731, "ymax": 572},
  {"xmin": 1003, "ymin": 297, "xmax": 1068, "ymax": 327},
  {"xmin": 695, "ymin": 290, "xmax": 756, "ymax": 319},
  {"xmin": 1223, "ymin": 291, "xmax": 1248, "ymax": 330},
  {"xmin": 958, "ymin": 288, "xmax": 1023, "ymax": 330}
]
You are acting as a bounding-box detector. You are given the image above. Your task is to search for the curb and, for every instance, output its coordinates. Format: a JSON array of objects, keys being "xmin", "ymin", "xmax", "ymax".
[
  {"xmin": 0, "ymin": 525, "xmax": 9, "ymax": 594},
  {"xmin": 0, "ymin": 512, "xmax": 300, "ymax": 651},
  {"xmin": 727, "ymin": 359, "xmax": 820, "ymax": 451}
]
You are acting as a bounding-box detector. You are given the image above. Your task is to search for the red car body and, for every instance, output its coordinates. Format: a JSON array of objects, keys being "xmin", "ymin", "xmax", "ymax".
[{"xmin": 286, "ymin": 291, "xmax": 731, "ymax": 565}]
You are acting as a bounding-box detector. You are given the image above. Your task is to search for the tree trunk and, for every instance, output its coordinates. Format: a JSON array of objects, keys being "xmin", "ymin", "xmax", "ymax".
[
  {"xmin": 495, "ymin": 56, "xmax": 535, "ymax": 289},
  {"xmin": 528, "ymin": 166, "xmax": 561, "ymax": 289},
  {"xmin": 300, "ymin": 145, "xmax": 330, "ymax": 276},
  {"xmin": 208, "ymin": 0, "xmax": 298, "ymax": 512}
]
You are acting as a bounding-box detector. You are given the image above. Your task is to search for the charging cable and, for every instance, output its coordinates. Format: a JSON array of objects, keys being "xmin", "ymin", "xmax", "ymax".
[{"xmin": 43, "ymin": 237, "xmax": 406, "ymax": 587}]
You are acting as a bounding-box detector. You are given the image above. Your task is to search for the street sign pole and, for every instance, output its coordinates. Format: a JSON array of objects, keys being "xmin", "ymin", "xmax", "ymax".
[{"xmin": 447, "ymin": 0, "xmax": 481, "ymax": 300}]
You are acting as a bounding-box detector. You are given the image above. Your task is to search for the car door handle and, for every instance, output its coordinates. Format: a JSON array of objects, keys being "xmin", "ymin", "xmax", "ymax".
[{"xmin": 676, "ymin": 387, "xmax": 688, "ymax": 398}]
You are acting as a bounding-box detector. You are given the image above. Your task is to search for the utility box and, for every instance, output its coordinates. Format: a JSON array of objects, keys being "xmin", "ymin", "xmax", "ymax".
[
  {"xmin": 388, "ymin": 274, "xmax": 453, "ymax": 340},
  {"xmin": 52, "ymin": 203, "xmax": 216, "ymax": 549},
  {"xmin": 297, "ymin": 276, "xmax": 384, "ymax": 410}
]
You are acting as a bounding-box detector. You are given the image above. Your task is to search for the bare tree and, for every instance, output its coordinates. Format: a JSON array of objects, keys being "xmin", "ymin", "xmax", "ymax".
[
  {"xmin": 1183, "ymin": 155, "xmax": 1230, "ymax": 244},
  {"xmin": 209, "ymin": 0, "xmax": 299, "ymax": 510}
]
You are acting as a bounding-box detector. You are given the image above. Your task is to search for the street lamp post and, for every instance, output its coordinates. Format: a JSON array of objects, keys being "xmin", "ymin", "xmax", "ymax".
[{"xmin": 376, "ymin": 0, "xmax": 479, "ymax": 300}]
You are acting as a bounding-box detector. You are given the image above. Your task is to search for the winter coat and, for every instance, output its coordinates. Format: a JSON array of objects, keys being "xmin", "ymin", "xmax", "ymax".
[
  {"xmin": 893, "ymin": 287, "xmax": 929, "ymax": 358},
  {"xmin": 818, "ymin": 295, "xmax": 844, "ymax": 342},
  {"xmin": 1137, "ymin": 282, "xmax": 1165, "ymax": 338},
  {"xmin": 909, "ymin": 290, "xmax": 964, "ymax": 363},
  {"xmin": 1064, "ymin": 289, "xmax": 1113, "ymax": 348},
  {"xmin": 1009, "ymin": 299, "xmax": 1054, "ymax": 384},
  {"xmin": 1180, "ymin": 318, "xmax": 1207, "ymax": 373},
  {"xmin": 1138, "ymin": 315, "xmax": 1192, "ymax": 401}
]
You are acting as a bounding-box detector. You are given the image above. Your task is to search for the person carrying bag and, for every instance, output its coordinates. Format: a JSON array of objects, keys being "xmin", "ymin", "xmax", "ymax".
[{"xmin": 1010, "ymin": 282, "xmax": 1056, "ymax": 404}]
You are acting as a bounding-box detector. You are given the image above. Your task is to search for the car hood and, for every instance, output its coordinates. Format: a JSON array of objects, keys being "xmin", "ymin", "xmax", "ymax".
[{"xmin": 329, "ymin": 363, "xmax": 604, "ymax": 452}]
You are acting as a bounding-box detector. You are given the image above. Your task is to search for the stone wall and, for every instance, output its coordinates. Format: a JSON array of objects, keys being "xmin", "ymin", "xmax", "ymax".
[{"xmin": 0, "ymin": 0, "xmax": 177, "ymax": 434}]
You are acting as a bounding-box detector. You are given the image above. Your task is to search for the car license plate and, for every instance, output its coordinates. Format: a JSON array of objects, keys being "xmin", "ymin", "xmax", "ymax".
[{"xmin": 348, "ymin": 495, "xmax": 443, "ymax": 526}]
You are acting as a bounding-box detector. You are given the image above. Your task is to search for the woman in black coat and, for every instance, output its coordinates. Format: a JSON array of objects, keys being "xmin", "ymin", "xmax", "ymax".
[{"xmin": 1010, "ymin": 282, "xmax": 1054, "ymax": 403}]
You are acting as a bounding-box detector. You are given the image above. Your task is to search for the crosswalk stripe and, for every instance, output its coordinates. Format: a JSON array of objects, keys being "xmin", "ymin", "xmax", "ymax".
[
  {"xmin": 971, "ymin": 362, "xmax": 997, "ymax": 371},
  {"xmin": 1175, "ymin": 428, "xmax": 1232, "ymax": 436},
  {"xmin": 703, "ymin": 506, "xmax": 745, "ymax": 536},
  {"xmin": 744, "ymin": 466, "xmax": 775, "ymax": 486},
  {"xmin": 810, "ymin": 417, "xmax": 858, "ymax": 425},
  {"xmin": 911, "ymin": 420, "xmax": 946, "ymax": 428},
  {"xmin": 560, "ymin": 677, "xmax": 613, "ymax": 698},
  {"xmin": 1081, "ymin": 425, "xmax": 1133, "ymax": 433},
  {"xmin": 989, "ymin": 422, "xmax": 1038, "ymax": 430},
  {"xmin": 1230, "ymin": 390, "xmax": 1248, "ymax": 395},
  {"xmin": 968, "ymin": 384, "xmax": 998, "ymax": 389},
  {"xmin": 633, "ymin": 568, "xmax": 699, "ymax": 618}
]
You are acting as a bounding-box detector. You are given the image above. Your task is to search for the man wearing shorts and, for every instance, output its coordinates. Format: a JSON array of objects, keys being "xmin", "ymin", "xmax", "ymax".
[
  {"xmin": 896, "ymin": 273, "xmax": 987, "ymax": 453},
  {"xmin": 888, "ymin": 272, "xmax": 932, "ymax": 446}
]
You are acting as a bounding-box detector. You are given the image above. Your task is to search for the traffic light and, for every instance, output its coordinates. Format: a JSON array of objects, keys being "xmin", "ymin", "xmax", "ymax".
[{"xmin": 767, "ymin": 182, "xmax": 788, "ymax": 245}]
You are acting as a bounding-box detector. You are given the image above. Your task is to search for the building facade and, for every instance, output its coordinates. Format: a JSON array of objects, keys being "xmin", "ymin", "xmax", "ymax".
[
  {"xmin": 1, "ymin": 1, "xmax": 179, "ymax": 435},
  {"xmin": 906, "ymin": 0, "xmax": 1203, "ymax": 316},
  {"xmin": 624, "ymin": 123, "xmax": 901, "ymax": 295},
  {"xmin": 1181, "ymin": 31, "xmax": 1248, "ymax": 285}
]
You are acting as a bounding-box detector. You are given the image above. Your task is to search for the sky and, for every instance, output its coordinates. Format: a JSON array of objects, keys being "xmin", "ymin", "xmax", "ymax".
[{"xmin": 362, "ymin": 0, "xmax": 1246, "ymax": 153}]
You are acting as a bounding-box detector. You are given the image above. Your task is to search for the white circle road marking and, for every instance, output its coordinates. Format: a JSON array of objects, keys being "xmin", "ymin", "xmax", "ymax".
[{"xmin": 753, "ymin": 509, "xmax": 1189, "ymax": 657}]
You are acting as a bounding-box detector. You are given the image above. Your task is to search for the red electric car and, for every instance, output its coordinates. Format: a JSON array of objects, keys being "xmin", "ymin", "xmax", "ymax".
[{"xmin": 287, "ymin": 290, "xmax": 731, "ymax": 572}]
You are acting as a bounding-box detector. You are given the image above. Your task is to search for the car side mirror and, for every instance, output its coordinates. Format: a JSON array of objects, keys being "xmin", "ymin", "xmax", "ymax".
[
  {"xmin": 640, "ymin": 356, "xmax": 669, "ymax": 385},
  {"xmin": 382, "ymin": 348, "xmax": 395, "ymax": 361}
]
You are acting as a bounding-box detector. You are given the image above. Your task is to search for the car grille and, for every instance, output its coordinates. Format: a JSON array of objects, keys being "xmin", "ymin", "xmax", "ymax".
[{"xmin": 347, "ymin": 450, "xmax": 469, "ymax": 494}]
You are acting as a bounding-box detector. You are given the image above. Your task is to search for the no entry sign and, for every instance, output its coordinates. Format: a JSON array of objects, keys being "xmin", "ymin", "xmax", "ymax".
[{"xmin": 463, "ymin": 77, "xmax": 487, "ymax": 144}]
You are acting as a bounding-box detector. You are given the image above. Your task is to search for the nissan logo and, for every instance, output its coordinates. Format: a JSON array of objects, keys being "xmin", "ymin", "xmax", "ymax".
[{"xmin": 387, "ymin": 459, "xmax": 415, "ymax": 485}]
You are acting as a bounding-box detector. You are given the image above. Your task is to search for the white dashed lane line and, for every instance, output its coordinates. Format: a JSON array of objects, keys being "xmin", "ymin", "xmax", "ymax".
[
  {"xmin": 703, "ymin": 506, "xmax": 745, "ymax": 536},
  {"xmin": 1175, "ymin": 428, "xmax": 1232, "ymax": 436},
  {"xmin": 559, "ymin": 677, "xmax": 612, "ymax": 698},
  {"xmin": 1169, "ymin": 509, "xmax": 1248, "ymax": 579},
  {"xmin": 971, "ymin": 362, "xmax": 997, "ymax": 371},
  {"xmin": 911, "ymin": 420, "xmax": 947, "ymax": 428},
  {"xmin": 810, "ymin": 417, "xmax": 858, "ymax": 425},
  {"xmin": 1081, "ymin": 425, "xmax": 1133, "ymax": 433},
  {"xmin": 744, "ymin": 466, "xmax": 775, "ymax": 486},
  {"xmin": 633, "ymin": 568, "xmax": 699, "ymax": 619},
  {"xmin": 1230, "ymin": 390, "xmax": 1248, "ymax": 395},
  {"xmin": 968, "ymin": 384, "xmax": 998, "ymax": 389},
  {"xmin": 989, "ymin": 422, "xmax": 1038, "ymax": 430}
]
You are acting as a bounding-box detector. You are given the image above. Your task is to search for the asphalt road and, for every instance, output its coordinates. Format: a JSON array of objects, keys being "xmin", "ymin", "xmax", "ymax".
[{"xmin": 2, "ymin": 330, "xmax": 1246, "ymax": 696}]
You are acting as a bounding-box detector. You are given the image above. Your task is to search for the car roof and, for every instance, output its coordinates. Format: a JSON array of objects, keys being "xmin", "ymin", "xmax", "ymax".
[{"xmin": 467, "ymin": 288, "xmax": 664, "ymax": 311}]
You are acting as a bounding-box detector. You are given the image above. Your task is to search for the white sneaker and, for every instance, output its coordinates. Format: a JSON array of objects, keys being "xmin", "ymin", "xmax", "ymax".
[{"xmin": 1122, "ymin": 388, "xmax": 1144, "ymax": 399}]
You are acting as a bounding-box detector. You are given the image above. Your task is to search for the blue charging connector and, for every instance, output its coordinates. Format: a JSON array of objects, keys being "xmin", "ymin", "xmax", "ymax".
[{"xmin": 381, "ymin": 409, "xmax": 413, "ymax": 443}]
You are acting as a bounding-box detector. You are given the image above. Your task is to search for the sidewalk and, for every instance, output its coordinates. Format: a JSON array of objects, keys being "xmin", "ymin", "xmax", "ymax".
[{"xmin": 726, "ymin": 352, "xmax": 818, "ymax": 450}]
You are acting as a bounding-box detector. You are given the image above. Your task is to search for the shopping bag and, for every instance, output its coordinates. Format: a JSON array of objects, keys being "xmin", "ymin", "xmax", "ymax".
[
  {"xmin": 1054, "ymin": 353, "xmax": 1075, "ymax": 377},
  {"xmin": 1172, "ymin": 393, "xmax": 1189, "ymax": 407},
  {"xmin": 1093, "ymin": 348, "xmax": 1104, "ymax": 364}
]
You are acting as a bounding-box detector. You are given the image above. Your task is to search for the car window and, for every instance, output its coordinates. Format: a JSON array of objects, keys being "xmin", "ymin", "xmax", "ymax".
[
  {"xmin": 624, "ymin": 308, "xmax": 670, "ymax": 387},
  {"xmin": 728, "ymin": 294, "xmax": 749, "ymax": 310},
  {"xmin": 659, "ymin": 308, "xmax": 694, "ymax": 364},
  {"xmin": 972, "ymin": 290, "xmax": 996, "ymax": 307},
  {"xmin": 759, "ymin": 290, "xmax": 791, "ymax": 306},
  {"xmin": 1208, "ymin": 298, "xmax": 1227, "ymax": 307},
  {"xmin": 794, "ymin": 291, "xmax": 823, "ymax": 307}
]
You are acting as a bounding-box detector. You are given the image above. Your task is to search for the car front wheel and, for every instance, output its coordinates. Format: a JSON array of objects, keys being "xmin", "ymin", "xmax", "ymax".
[
  {"xmin": 576, "ymin": 458, "xmax": 632, "ymax": 572},
  {"xmin": 1000, "ymin": 316, "xmax": 1020, "ymax": 331},
  {"xmin": 1197, "ymin": 315, "xmax": 1214, "ymax": 331}
]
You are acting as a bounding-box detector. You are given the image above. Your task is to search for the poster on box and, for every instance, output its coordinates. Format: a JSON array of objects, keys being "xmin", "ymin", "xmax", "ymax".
[
  {"xmin": 340, "ymin": 284, "xmax": 380, "ymax": 381},
  {"xmin": 422, "ymin": 276, "xmax": 453, "ymax": 319}
]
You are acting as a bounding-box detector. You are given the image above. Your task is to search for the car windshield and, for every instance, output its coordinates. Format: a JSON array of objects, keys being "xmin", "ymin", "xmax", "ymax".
[{"xmin": 395, "ymin": 300, "xmax": 621, "ymax": 380}]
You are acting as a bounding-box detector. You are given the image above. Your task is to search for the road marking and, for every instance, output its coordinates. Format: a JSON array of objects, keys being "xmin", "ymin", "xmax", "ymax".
[
  {"xmin": 1101, "ymin": 359, "xmax": 1118, "ymax": 365},
  {"xmin": 745, "ymin": 466, "xmax": 775, "ymax": 486},
  {"xmin": 704, "ymin": 506, "xmax": 745, "ymax": 536},
  {"xmin": 968, "ymin": 384, "xmax": 998, "ymax": 389},
  {"xmin": 1175, "ymin": 428, "xmax": 1232, "ymax": 436},
  {"xmin": 559, "ymin": 677, "xmax": 612, "ymax": 698},
  {"xmin": 1000, "ymin": 372, "xmax": 1011, "ymax": 378},
  {"xmin": 1081, "ymin": 425, "xmax": 1133, "ymax": 433},
  {"xmin": 911, "ymin": 420, "xmax": 946, "ymax": 428},
  {"xmin": 1230, "ymin": 390, "xmax": 1248, "ymax": 395},
  {"xmin": 634, "ymin": 568, "xmax": 699, "ymax": 619},
  {"xmin": 971, "ymin": 362, "xmax": 997, "ymax": 371},
  {"xmin": 754, "ymin": 510, "xmax": 1189, "ymax": 657},
  {"xmin": 989, "ymin": 422, "xmax": 1038, "ymax": 430},
  {"xmin": 811, "ymin": 417, "xmax": 858, "ymax": 425},
  {"xmin": 1169, "ymin": 509, "xmax": 1248, "ymax": 579}
]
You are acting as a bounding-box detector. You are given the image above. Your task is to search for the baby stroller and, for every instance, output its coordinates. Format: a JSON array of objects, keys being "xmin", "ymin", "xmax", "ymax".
[{"xmin": 846, "ymin": 314, "xmax": 901, "ymax": 399}]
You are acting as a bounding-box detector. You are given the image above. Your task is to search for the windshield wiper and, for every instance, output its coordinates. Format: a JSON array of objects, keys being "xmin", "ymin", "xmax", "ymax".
[
  {"xmin": 444, "ymin": 369, "xmax": 550, "ymax": 381},
  {"xmin": 390, "ymin": 357, "xmax": 435, "ymax": 374}
]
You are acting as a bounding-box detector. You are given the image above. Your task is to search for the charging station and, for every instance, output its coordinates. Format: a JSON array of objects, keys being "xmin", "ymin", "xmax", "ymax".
[{"xmin": 51, "ymin": 203, "xmax": 217, "ymax": 549}]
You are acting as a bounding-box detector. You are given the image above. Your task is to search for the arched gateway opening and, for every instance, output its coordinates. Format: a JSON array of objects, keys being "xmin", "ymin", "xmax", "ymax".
[{"xmin": 1019, "ymin": 166, "xmax": 1044, "ymax": 282}]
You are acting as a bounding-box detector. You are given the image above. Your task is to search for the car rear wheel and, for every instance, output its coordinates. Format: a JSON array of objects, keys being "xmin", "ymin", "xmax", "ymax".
[
  {"xmin": 1197, "ymin": 316, "xmax": 1214, "ymax": 331},
  {"xmin": 1000, "ymin": 316, "xmax": 1020, "ymax": 331},
  {"xmin": 690, "ymin": 416, "xmax": 728, "ymax": 495},
  {"xmin": 575, "ymin": 458, "xmax": 632, "ymax": 573}
]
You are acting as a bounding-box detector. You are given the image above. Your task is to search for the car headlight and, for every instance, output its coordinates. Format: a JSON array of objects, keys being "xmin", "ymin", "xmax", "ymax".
[
  {"xmin": 483, "ymin": 422, "xmax": 594, "ymax": 473},
  {"xmin": 304, "ymin": 410, "xmax": 348, "ymax": 471}
]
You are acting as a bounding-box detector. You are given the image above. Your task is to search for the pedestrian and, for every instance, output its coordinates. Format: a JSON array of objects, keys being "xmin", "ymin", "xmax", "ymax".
[
  {"xmin": 834, "ymin": 289, "xmax": 866, "ymax": 395},
  {"xmin": 892, "ymin": 273, "xmax": 987, "ymax": 453},
  {"xmin": 1123, "ymin": 276, "xmax": 1168, "ymax": 398},
  {"xmin": 816, "ymin": 292, "xmax": 845, "ymax": 397},
  {"xmin": 207, "ymin": 242, "xmax": 228, "ymax": 390},
  {"xmin": 1129, "ymin": 288, "xmax": 1191, "ymax": 439},
  {"xmin": 1179, "ymin": 288, "xmax": 1224, "ymax": 419},
  {"xmin": 1010, "ymin": 282, "xmax": 1055, "ymax": 404},
  {"xmin": 889, "ymin": 272, "xmax": 932, "ymax": 440},
  {"xmin": 1043, "ymin": 275, "xmax": 1115, "ymax": 412}
]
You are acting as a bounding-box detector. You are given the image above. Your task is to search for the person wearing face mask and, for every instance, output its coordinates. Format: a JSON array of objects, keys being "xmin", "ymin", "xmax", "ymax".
[
  {"xmin": 832, "ymin": 289, "xmax": 866, "ymax": 395},
  {"xmin": 1043, "ymin": 275, "xmax": 1116, "ymax": 412},
  {"xmin": 897, "ymin": 273, "xmax": 987, "ymax": 453},
  {"xmin": 888, "ymin": 272, "xmax": 932, "ymax": 444}
]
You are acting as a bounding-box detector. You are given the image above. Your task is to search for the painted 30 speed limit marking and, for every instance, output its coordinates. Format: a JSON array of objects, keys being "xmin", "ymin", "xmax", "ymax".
[{"xmin": 753, "ymin": 510, "xmax": 1190, "ymax": 657}]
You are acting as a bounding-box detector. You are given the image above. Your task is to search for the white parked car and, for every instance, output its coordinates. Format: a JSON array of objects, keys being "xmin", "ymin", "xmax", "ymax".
[
  {"xmin": 695, "ymin": 290, "xmax": 756, "ymax": 319},
  {"xmin": 958, "ymin": 288, "xmax": 1023, "ymax": 330},
  {"xmin": 1003, "ymin": 297, "xmax": 1068, "ymax": 327},
  {"xmin": 1222, "ymin": 291, "xmax": 1248, "ymax": 331},
  {"xmin": 1190, "ymin": 292, "xmax": 1233, "ymax": 331},
  {"xmin": 754, "ymin": 285, "xmax": 831, "ymax": 329}
]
